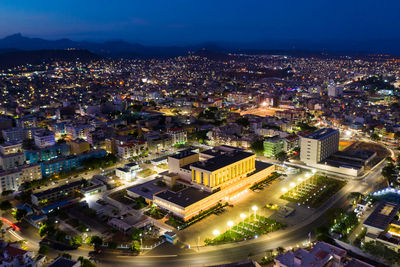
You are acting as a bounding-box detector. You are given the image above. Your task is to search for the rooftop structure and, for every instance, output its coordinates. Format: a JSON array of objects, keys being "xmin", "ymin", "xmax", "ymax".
[
  {"xmin": 305, "ymin": 128, "xmax": 340, "ymax": 141},
  {"xmin": 47, "ymin": 256, "xmax": 80, "ymax": 267},
  {"xmin": 126, "ymin": 178, "xmax": 167, "ymax": 202},
  {"xmin": 274, "ymin": 241, "xmax": 373, "ymax": 267},
  {"xmin": 154, "ymin": 187, "xmax": 212, "ymax": 208},
  {"xmin": 364, "ymin": 201, "xmax": 400, "ymax": 232}
]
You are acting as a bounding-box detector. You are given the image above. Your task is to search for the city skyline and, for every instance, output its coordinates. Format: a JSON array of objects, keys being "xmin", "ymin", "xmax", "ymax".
[
  {"xmin": 0, "ymin": 1, "xmax": 399, "ymax": 267},
  {"xmin": 1, "ymin": 0, "xmax": 400, "ymax": 53}
]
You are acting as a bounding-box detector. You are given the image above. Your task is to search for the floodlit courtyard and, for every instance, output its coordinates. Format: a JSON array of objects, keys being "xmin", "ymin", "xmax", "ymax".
[
  {"xmin": 176, "ymin": 168, "xmax": 322, "ymax": 246},
  {"xmin": 280, "ymin": 174, "xmax": 346, "ymax": 208},
  {"xmin": 204, "ymin": 214, "xmax": 286, "ymax": 245}
]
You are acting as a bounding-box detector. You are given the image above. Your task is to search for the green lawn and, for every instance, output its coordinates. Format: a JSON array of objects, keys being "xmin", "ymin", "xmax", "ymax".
[
  {"xmin": 280, "ymin": 175, "xmax": 345, "ymax": 208},
  {"xmin": 204, "ymin": 214, "xmax": 285, "ymax": 245}
]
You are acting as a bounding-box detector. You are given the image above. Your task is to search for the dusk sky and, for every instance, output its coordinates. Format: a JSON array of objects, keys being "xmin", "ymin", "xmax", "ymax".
[{"xmin": 1, "ymin": 0, "xmax": 399, "ymax": 46}]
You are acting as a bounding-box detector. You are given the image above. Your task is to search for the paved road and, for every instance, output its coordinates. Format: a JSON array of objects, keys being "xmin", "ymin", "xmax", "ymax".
[
  {"xmin": 94, "ymin": 161, "xmax": 386, "ymax": 266},
  {"xmin": 4, "ymin": 143, "xmax": 389, "ymax": 266}
]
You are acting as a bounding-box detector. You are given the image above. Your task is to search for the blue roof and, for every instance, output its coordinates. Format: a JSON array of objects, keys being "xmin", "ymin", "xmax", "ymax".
[
  {"xmin": 41, "ymin": 200, "xmax": 70, "ymax": 214},
  {"xmin": 15, "ymin": 203, "xmax": 33, "ymax": 214}
]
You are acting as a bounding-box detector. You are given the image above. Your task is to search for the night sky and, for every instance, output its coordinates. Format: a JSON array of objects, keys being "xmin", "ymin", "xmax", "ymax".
[{"xmin": 1, "ymin": 0, "xmax": 399, "ymax": 46}]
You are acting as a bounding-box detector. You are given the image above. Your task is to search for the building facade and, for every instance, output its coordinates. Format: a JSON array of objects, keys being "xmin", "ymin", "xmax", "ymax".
[
  {"xmin": 300, "ymin": 128, "xmax": 339, "ymax": 165},
  {"xmin": 264, "ymin": 136, "xmax": 284, "ymax": 158}
]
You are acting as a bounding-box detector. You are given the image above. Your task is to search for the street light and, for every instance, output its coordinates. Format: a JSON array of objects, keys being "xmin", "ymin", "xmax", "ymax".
[
  {"xmin": 227, "ymin": 221, "xmax": 234, "ymax": 234},
  {"xmin": 252, "ymin": 205, "xmax": 258, "ymax": 218},
  {"xmin": 213, "ymin": 229, "xmax": 220, "ymax": 236},
  {"xmin": 290, "ymin": 182, "xmax": 296, "ymax": 188},
  {"xmin": 240, "ymin": 213, "xmax": 246, "ymax": 224}
]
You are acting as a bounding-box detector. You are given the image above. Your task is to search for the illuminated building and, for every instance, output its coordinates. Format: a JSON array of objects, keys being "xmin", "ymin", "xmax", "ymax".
[
  {"xmin": 68, "ymin": 138, "xmax": 90, "ymax": 155},
  {"xmin": 263, "ymin": 136, "xmax": 284, "ymax": 158},
  {"xmin": 24, "ymin": 143, "xmax": 70, "ymax": 164},
  {"xmin": 0, "ymin": 164, "xmax": 42, "ymax": 193},
  {"xmin": 153, "ymin": 146, "xmax": 275, "ymax": 221},
  {"xmin": 300, "ymin": 128, "xmax": 339, "ymax": 165},
  {"xmin": 33, "ymin": 130, "xmax": 56, "ymax": 148},
  {"xmin": 364, "ymin": 201, "xmax": 400, "ymax": 252}
]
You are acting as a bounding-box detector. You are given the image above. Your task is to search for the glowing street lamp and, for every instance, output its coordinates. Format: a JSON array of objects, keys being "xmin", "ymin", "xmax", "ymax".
[
  {"xmin": 252, "ymin": 205, "xmax": 258, "ymax": 218},
  {"xmin": 240, "ymin": 213, "xmax": 246, "ymax": 224},
  {"xmin": 290, "ymin": 182, "xmax": 296, "ymax": 188},
  {"xmin": 213, "ymin": 229, "xmax": 220, "ymax": 236},
  {"xmin": 281, "ymin": 187, "xmax": 288, "ymax": 193},
  {"xmin": 227, "ymin": 221, "xmax": 234, "ymax": 234}
]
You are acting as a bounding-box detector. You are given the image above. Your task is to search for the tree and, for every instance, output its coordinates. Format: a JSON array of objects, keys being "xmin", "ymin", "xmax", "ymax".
[
  {"xmin": 55, "ymin": 230, "xmax": 67, "ymax": 242},
  {"xmin": 0, "ymin": 200, "xmax": 12, "ymax": 210},
  {"xmin": 276, "ymin": 151, "xmax": 288, "ymax": 161},
  {"xmin": 61, "ymin": 253, "xmax": 72, "ymax": 259},
  {"xmin": 370, "ymin": 133, "xmax": 380, "ymax": 141},
  {"xmin": 236, "ymin": 117, "xmax": 250, "ymax": 128},
  {"xmin": 296, "ymin": 122, "xmax": 317, "ymax": 132},
  {"xmin": 347, "ymin": 192, "xmax": 364, "ymax": 205},
  {"xmin": 382, "ymin": 164, "xmax": 397, "ymax": 185},
  {"xmin": 39, "ymin": 223, "xmax": 55, "ymax": 237},
  {"xmin": 250, "ymin": 139, "xmax": 264, "ymax": 155},
  {"xmin": 38, "ymin": 244, "xmax": 49, "ymax": 255},
  {"xmin": 70, "ymin": 235, "xmax": 83, "ymax": 246},
  {"xmin": 78, "ymin": 257, "xmax": 96, "ymax": 267},
  {"xmin": 14, "ymin": 209, "xmax": 27, "ymax": 221},
  {"xmin": 131, "ymin": 240, "xmax": 141, "ymax": 252},
  {"xmin": 87, "ymin": 235, "xmax": 103, "ymax": 249},
  {"xmin": 395, "ymin": 132, "xmax": 400, "ymax": 139},
  {"xmin": 108, "ymin": 241, "xmax": 117, "ymax": 249},
  {"xmin": 131, "ymin": 227, "xmax": 144, "ymax": 241}
]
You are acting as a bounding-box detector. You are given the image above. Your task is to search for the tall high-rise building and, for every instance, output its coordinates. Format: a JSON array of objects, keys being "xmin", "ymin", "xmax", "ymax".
[{"xmin": 300, "ymin": 128, "xmax": 339, "ymax": 165}]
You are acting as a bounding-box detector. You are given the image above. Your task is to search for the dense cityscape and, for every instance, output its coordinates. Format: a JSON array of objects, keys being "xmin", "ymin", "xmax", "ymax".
[{"xmin": 1, "ymin": 1, "xmax": 400, "ymax": 267}]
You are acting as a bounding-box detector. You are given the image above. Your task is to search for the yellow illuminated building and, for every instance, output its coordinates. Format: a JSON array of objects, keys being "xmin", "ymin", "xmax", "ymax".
[
  {"xmin": 154, "ymin": 146, "xmax": 275, "ymax": 221},
  {"xmin": 191, "ymin": 152, "xmax": 256, "ymax": 192}
]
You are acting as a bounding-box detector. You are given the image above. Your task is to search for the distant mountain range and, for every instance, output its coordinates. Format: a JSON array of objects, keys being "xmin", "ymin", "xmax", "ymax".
[
  {"xmin": 0, "ymin": 49, "xmax": 102, "ymax": 69},
  {"xmin": 0, "ymin": 33, "xmax": 399, "ymax": 69},
  {"xmin": 0, "ymin": 33, "xmax": 228, "ymax": 59}
]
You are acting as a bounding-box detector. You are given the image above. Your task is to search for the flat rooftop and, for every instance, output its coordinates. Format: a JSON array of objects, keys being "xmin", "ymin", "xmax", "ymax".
[
  {"xmin": 201, "ymin": 145, "xmax": 244, "ymax": 158},
  {"xmin": 323, "ymin": 157, "xmax": 363, "ymax": 170},
  {"xmin": 305, "ymin": 128, "xmax": 339, "ymax": 140},
  {"xmin": 169, "ymin": 149, "xmax": 196, "ymax": 159},
  {"xmin": 33, "ymin": 180, "xmax": 83, "ymax": 198},
  {"xmin": 254, "ymin": 160, "xmax": 273, "ymax": 172},
  {"xmin": 191, "ymin": 151, "xmax": 254, "ymax": 172},
  {"xmin": 334, "ymin": 150, "xmax": 376, "ymax": 161},
  {"xmin": 127, "ymin": 178, "xmax": 166, "ymax": 201},
  {"xmin": 364, "ymin": 201, "xmax": 400, "ymax": 230},
  {"xmin": 264, "ymin": 135, "xmax": 283, "ymax": 143},
  {"xmin": 154, "ymin": 187, "xmax": 212, "ymax": 208}
]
